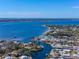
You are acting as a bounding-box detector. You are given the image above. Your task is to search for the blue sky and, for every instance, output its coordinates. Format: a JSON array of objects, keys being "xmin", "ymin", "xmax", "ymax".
[{"xmin": 0, "ymin": 0, "xmax": 79, "ymax": 18}]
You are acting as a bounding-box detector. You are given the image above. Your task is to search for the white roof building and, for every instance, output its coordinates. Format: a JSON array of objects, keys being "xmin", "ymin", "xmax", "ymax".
[
  {"xmin": 19, "ymin": 55, "xmax": 28, "ymax": 59},
  {"xmin": 40, "ymin": 38, "xmax": 46, "ymax": 41},
  {"xmin": 4, "ymin": 56, "xmax": 13, "ymax": 59}
]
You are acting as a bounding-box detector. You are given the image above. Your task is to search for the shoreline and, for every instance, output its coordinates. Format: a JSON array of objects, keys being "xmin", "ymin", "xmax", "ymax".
[{"xmin": 41, "ymin": 25, "xmax": 79, "ymax": 59}]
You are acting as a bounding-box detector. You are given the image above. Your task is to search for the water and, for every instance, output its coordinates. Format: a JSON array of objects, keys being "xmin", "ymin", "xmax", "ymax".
[
  {"xmin": 0, "ymin": 19, "xmax": 79, "ymax": 59},
  {"xmin": 31, "ymin": 42, "xmax": 52, "ymax": 59},
  {"xmin": 0, "ymin": 19, "xmax": 79, "ymax": 40},
  {"xmin": 0, "ymin": 22, "xmax": 46, "ymax": 41}
]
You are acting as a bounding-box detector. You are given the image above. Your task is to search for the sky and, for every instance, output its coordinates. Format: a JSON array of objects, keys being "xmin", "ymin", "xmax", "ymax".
[{"xmin": 0, "ymin": 0, "xmax": 79, "ymax": 18}]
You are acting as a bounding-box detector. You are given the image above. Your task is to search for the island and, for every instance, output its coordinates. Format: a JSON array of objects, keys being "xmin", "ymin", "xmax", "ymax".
[{"xmin": 0, "ymin": 40, "xmax": 43, "ymax": 59}]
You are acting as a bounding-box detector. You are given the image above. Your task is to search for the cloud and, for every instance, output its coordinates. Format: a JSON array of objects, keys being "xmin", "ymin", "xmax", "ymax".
[
  {"xmin": 73, "ymin": 6, "xmax": 79, "ymax": 8},
  {"xmin": 1, "ymin": 12, "xmax": 41, "ymax": 15},
  {"xmin": 0, "ymin": 12, "xmax": 41, "ymax": 18}
]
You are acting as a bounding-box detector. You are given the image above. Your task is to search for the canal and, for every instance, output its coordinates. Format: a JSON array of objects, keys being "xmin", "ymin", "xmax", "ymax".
[{"xmin": 31, "ymin": 42, "xmax": 52, "ymax": 59}]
